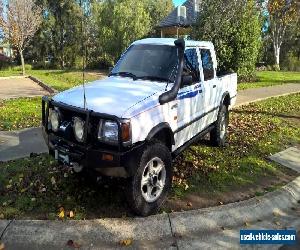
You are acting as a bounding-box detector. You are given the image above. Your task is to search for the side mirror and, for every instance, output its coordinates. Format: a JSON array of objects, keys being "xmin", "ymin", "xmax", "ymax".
[{"xmin": 182, "ymin": 75, "xmax": 193, "ymax": 87}]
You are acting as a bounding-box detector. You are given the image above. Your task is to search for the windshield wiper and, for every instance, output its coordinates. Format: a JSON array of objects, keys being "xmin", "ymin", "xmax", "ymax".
[
  {"xmin": 109, "ymin": 72, "xmax": 137, "ymax": 80},
  {"xmin": 136, "ymin": 76, "xmax": 170, "ymax": 82}
]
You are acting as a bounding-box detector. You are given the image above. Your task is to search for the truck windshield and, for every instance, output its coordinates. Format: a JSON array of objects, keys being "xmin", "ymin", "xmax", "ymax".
[{"xmin": 110, "ymin": 44, "xmax": 178, "ymax": 83}]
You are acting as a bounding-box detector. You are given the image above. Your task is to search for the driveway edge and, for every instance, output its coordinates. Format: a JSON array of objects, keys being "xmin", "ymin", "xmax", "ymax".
[
  {"xmin": 28, "ymin": 75, "xmax": 58, "ymax": 94},
  {"xmin": 0, "ymin": 176, "xmax": 299, "ymax": 248}
]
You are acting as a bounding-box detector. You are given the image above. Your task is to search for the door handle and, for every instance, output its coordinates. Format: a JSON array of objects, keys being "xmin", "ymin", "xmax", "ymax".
[{"xmin": 213, "ymin": 85, "xmax": 216, "ymax": 88}]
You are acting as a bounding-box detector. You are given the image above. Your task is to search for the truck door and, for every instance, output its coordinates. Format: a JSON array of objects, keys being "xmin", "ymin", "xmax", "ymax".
[
  {"xmin": 200, "ymin": 48, "xmax": 219, "ymax": 123},
  {"xmin": 173, "ymin": 47, "xmax": 205, "ymax": 149}
]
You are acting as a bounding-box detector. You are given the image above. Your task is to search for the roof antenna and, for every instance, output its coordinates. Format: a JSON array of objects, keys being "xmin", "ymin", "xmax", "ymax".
[{"xmin": 80, "ymin": 0, "xmax": 87, "ymax": 110}]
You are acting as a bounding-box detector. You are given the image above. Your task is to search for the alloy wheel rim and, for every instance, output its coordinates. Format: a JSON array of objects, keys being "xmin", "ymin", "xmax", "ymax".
[{"xmin": 141, "ymin": 157, "xmax": 166, "ymax": 203}]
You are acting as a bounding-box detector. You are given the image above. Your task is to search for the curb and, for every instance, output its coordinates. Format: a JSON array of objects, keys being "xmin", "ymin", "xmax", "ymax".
[
  {"xmin": 28, "ymin": 75, "xmax": 58, "ymax": 94},
  {"xmin": 0, "ymin": 176, "xmax": 299, "ymax": 248}
]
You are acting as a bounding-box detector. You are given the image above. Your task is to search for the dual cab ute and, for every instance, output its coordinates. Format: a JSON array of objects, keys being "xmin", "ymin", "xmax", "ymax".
[{"xmin": 42, "ymin": 38, "xmax": 237, "ymax": 216}]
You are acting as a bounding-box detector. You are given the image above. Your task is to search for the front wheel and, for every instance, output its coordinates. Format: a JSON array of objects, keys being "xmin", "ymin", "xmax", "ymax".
[
  {"xmin": 210, "ymin": 104, "xmax": 229, "ymax": 147},
  {"xmin": 125, "ymin": 141, "xmax": 172, "ymax": 216}
]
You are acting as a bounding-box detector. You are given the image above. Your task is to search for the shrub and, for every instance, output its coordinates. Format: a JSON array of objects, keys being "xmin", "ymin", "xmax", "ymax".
[
  {"xmin": 11, "ymin": 64, "xmax": 32, "ymax": 71},
  {"xmin": 193, "ymin": 0, "xmax": 262, "ymax": 80}
]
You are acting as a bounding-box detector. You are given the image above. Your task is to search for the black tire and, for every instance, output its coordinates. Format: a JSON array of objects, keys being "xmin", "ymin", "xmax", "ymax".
[
  {"xmin": 125, "ymin": 141, "xmax": 172, "ymax": 216},
  {"xmin": 210, "ymin": 104, "xmax": 229, "ymax": 147}
]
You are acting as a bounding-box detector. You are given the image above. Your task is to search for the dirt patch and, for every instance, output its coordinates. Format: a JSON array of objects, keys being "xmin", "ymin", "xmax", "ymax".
[{"xmin": 164, "ymin": 167, "xmax": 298, "ymax": 212}]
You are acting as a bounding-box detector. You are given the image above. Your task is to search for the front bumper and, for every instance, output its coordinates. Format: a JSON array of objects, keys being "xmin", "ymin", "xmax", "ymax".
[
  {"xmin": 42, "ymin": 97, "xmax": 144, "ymax": 178},
  {"xmin": 44, "ymin": 129, "xmax": 144, "ymax": 178}
]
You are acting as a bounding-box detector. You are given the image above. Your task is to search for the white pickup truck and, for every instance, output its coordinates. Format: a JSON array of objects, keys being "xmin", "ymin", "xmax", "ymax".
[{"xmin": 42, "ymin": 38, "xmax": 237, "ymax": 216}]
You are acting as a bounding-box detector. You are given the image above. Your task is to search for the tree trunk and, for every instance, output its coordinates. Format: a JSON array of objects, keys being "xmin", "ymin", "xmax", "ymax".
[
  {"xmin": 20, "ymin": 50, "xmax": 26, "ymax": 76},
  {"xmin": 274, "ymin": 44, "xmax": 280, "ymax": 69}
]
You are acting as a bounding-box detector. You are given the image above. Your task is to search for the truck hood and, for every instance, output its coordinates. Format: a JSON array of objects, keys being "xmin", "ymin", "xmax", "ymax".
[{"xmin": 52, "ymin": 77, "xmax": 166, "ymax": 118}]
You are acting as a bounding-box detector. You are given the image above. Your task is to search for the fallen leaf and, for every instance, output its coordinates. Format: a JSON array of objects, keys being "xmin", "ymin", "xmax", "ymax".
[
  {"xmin": 0, "ymin": 242, "xmax": 5, "ymax": 250},
  {"xmin": 51, "ymin": 176, "xmax": 56, "ymax": 185},
  {"xmin": 31, "ymin": 198, "xmax": 36, "ymax": 202},
  {"xmin": 58, "ymin": 208, "xmax": 65, "ymax": 219},
  {"xmin": 6, "ymin": 185, "xmax": 12, "ymax": 189},
  {"xmin": 273, "ymin": 211, "xmax": 280, "ymax": 217},
  {"xmin": 274, "ymin": 221, "xmax": 281, "ymax": 226},
  {"xmin": 219, "ymin": 201, "xmax": 224, "ymax": 205},
  {"xmin": 119, "ymin": 238, "xmax": 133, "ymax": 247},
  {"xmin": 187, "ymin": 202, "xmax": 192, "ymax": 207},
  {"xmin": 69, "ymin": 211, "xmax": 74, "ymax": 218},
  {"xmin": 244, "ymin": 221, "xmax": 250, "ymax": 227},
  {"xmin": 64, "ymin": 173, "xmax": 68, "ymax": 178},
  {"xmin": 0, "ymin": 214, "xmax": 4, "ymax": 219}
]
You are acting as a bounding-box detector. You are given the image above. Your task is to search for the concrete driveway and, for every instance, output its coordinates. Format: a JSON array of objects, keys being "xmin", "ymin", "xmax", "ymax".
[{"xmin": 0, "ymin": 77, "xmax": 49, "ymax": 100}]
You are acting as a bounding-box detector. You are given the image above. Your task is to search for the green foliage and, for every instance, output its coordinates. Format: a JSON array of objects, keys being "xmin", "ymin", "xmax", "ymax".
[
  {"xmin": 28, "ymin": 0, "xmax": 83, "ymax": 68},
  {"xmin": 27, "ymin": 0, "xmax": 173, "ymax": 69},
  {"xmin": 91, "ymin": 0, "xmax": 151, "ymax": 62},
  {"xmin": 192, "ymin": 0, "xmax": 262, "ymax": 80}
]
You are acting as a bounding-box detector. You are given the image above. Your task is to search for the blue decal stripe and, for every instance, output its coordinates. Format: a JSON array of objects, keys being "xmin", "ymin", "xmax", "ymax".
[{"xmin": 178, "ymin": 90, "xmax": 202, "ymax": 100}]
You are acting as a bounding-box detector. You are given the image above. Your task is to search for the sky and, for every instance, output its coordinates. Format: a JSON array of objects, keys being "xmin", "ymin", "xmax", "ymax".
[{"xmin": 173, "ymin": 0, "xmax": 186, "ymax": 6}]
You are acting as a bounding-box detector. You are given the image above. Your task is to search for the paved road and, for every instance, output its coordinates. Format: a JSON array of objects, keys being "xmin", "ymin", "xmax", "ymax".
[
  {"xmin": 0, "ymin": 128, "xmax": 48, "ymax": 162},
  {"xmin": 0, "ymin": 83, "xmax": 299, "ymax": 162},
  {"xmin": 0, "ymin": 77, "xmax": 49, "ymax": 100}
]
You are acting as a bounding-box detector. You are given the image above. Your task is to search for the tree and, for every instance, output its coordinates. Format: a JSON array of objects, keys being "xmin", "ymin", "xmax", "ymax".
[
  {"xmin": 0, "ymin": 0, "xmax": 42, "ymax": 75},
  {"xmin": 193, "ymin": 0, "xmax": 262, "ymax": 80},
  {"xmin": 268, "ymin": 0, "xmax": 299, "ymax": 68},
  {"xmin": 92, "ymin": 0, "xmax": 151, "ymax": 63},
  {"xmin": 144, "ymin": 0, "xmax": 174, "ymax": 35}
]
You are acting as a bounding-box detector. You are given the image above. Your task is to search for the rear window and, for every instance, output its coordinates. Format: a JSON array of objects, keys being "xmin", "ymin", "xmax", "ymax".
[{"xmin": 200, "ymin": 49, "xmax": 214, "ymax": 81}]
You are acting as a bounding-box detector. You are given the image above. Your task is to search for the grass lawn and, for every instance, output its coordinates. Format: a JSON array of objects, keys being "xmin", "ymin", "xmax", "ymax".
[
  {"xmin": 28, "ymin": 70, "xmax": 102, "ymax": 92},
  {"xmin": 0, "ymin": 98, "xmax": 41, "ymax": 131},
  {"xmin": 0, "ymin": 69, "xmax": 103, "ymax": 91},
  {"xmin": 0, "ymin": 93, "xmax": 299, "ymax": 219},
  {"xmin": 0, "ymin": 71, "xmax": 23, "ymax": 77},
  {"xmin": 238, "ymin": 71, "xmax": 300, "ymax": 90}
]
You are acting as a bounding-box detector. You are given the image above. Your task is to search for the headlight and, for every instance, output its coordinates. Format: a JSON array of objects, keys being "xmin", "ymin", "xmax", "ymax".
[
  {"xmin": 49, "ymin": 109, "xmax": 60, "ymax": 132},
  {"xmin": 73, "ymin": 117, "xmax": 85, "ymax": 142},
  {"xmin": 98, "ymin": 119, "xmax": 131, "ymax": 145},
  {"xmin": 98, "ymin": 120, "xmax": 119, "ymax": 144}
]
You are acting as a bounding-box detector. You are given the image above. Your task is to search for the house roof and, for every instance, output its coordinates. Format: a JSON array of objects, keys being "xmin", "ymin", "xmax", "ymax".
[{"xmin": 158, "ymin": 0, "xmax": 201, "ymax": 28}]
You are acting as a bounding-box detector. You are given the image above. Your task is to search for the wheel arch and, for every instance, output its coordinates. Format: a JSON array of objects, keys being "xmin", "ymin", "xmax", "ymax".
[
  {"xmin": 146, "ymin": 122, "xmax": 175, "ymax": 151},
  {"xmin": 221, "ymin": 92, "xmax": 231, "ymax": 107}
]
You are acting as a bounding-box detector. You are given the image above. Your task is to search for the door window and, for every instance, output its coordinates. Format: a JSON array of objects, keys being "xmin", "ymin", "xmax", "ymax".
[
  {"xmin": 183, "ymin": 48, "xmax": 200, "ymax": 85},
  {"xmin": 200, "ymin": 49, "xmax": 214, "ymax": 81}
]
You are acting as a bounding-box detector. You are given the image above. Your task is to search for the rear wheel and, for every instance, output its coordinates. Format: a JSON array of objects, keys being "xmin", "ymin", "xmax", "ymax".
[
  {"xmin": 125, "ymin": 141, "xmax": 172, "ymax": 216},
  {"xmin": 210, "ymin": 104, "xmax": 229, "ymax": 147}
]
